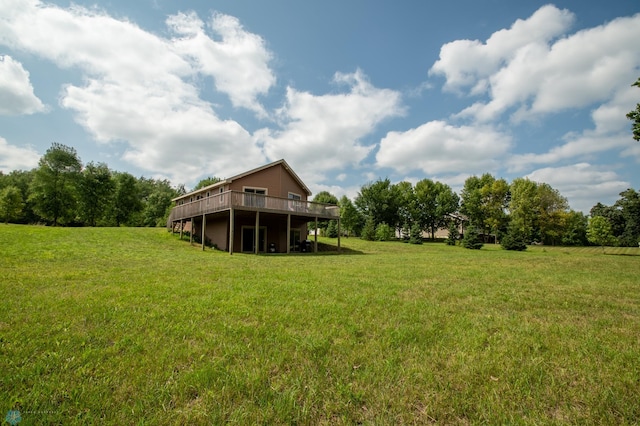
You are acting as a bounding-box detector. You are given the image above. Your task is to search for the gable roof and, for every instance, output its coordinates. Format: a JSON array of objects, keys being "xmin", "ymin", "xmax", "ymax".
[{"xmin": 173, "ymin": 159, "xmax": 312, "ymax": 201}]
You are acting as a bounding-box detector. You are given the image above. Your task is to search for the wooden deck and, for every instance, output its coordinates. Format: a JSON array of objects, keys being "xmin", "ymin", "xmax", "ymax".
[{"xmin": 167, "ymin": 191, "xmax": 340, "ymax": 226}]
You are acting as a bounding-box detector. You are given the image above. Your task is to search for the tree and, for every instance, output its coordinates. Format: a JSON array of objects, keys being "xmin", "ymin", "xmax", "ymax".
[
  {"xmin": 409, "ymin": 223, "xmax": 423, "ymax": 245},
  {"xmin": 501, "ymin": 224, "xmax": 527, "ymax": 251},
  {"xmin": 509, "ymin": 178, "xmax": 540, "ymax": 243},
  {"xmin": 614, "ymin": 188, "xmax": 640, "ymax": 247},
  {"xmin": 0, "ymin": 186, "xmax": 23, "ymax": 223},
  {"xmin": 375, "ymin": 223, "xmax": 394, "ymax": 241},
  {"xmin": 462, "ymin": 227, "xmax": 483, "ymax": 249},
  {"xmin": 560, "ymin": 210, "xmax": 588, "ymax": 246},
  {"xmin": 326, "ymin": 220, "xmax": 338, "ymax": 238},
  {"xmin": 395, "ymin": 181, "xmax": 416, "ymax": 235},
  {"xmin": 141, "ymin": 179, "xmax": 178, "ymax": 227},
  {"xmin": 445, "ymin": 221, "xmax": 459, "ymax": 246},
  {"xmin": 536, "ymin": 183, "xmax": 569, "ymax": 245},
  {"xmin": 310, "ymin": 191, "xmax": 338, "ymax": 235},
  {"xmin": 1, "ymin": 170, "xmax": 37, "ymax": 223},
  {"xmin": 627, "ymin": 77, "xmax": 640, "ymax": 141},
  {"xmin": 587, "ymin": 216, "xmax": 615, "ymax": 252},
  {"xmin": 192, "ymin": 177, "xmax": 222, "ymax": 192},
  {"xmin": 78, "ymin": 162, "xmax": 114, "ymax": 226},
  {"xmin": 112, "ymin": 172, "xmax": 142, "ymax": 226},
  {"xmin": 339, "ymin": 196, "xmax": 362, "ymax": 237},
  {"xmin": 460, "ymin": 174, "xmax": 507, "ymax": 240},
  {"xmin": 361, "ymin": 215, "xmax": 376, "ymax": 241},
  {"xmin": 355, "ymin": 179, "xmax": 400, "ymax": 231},
  {"xmin": 28, "ymin": 143, "xmax": 82, "ymax": 226}
]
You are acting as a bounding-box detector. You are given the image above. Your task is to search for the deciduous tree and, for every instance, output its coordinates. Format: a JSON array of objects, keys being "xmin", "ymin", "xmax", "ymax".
[
  {"xmin": 587, "ymin": 215, "xmax": 615, "ymax": 252},
  {"xmin": 28, "ymin": 143, "xmax": 82, "ymax": 226},
  {"xmin": 0, "ymin": 186, "xmax": 23, "ymax": 223},
  {"xmin": 626, "ymin": 77, "xmax": 640, "ymax": 141},
  {"xmin": 78, "ymin": 162, "xmax": 114, "ymax": 226}
]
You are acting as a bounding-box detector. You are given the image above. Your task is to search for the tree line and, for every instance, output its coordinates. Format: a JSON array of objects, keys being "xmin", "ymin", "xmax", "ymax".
[
  {"xmin": 1, "ymin": 142, "xmax": 638, "ymax": 248},
  {"xmin": 0, "ymin": 143, "xmax": 186, "ymax": 227},
  {"xmin": 314, "ymin": 174, "xmax": 639, "ymax": 248}
]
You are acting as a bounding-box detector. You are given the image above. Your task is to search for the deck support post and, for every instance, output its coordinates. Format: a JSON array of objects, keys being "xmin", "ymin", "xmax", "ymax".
[
  {"xmin": 337, "ymin": 218, "xmax": 341, "ymax": 253},
  {"xmin": 229, "ymin": 208, "xmax": 234, "ymax": 255},
  {"xmin": 179, "ymin": 219, "xmax": 183, "ymax": 240},
  {"xmin": 314, "ymin": 217, "xmax": 318, "ymax": 253},
  {"xmin": 286, "ymin": 214, "xmax": 291, "ymax": 254},
  {"xmin": 190, "ymin": 218, "xmax": 193, "ymax": 245},
  {"xmin": 202, "ymin": 214, "xmax": 206, "ymax": 251},
  {"xmin": 255, "ymin": 211, "xmax": 260, "ymax": 255}
]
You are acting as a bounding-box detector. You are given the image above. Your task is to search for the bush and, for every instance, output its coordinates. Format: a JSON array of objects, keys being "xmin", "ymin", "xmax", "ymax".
[
  {"xmin": 361, "ymin": 216, "xmax": 376, "ymax": 241},
  {"xmin": 462, "ymin": 227, "xmax": 483, "ymax": 250},
  {"xmin": 445, "ymin": 221, "xmax": 459, "ymax": 246},
  {"xmin": 375, "ymin": 223, "xmax": 394, "ymax": 241},
  {"xmin": 501, "ymin": 226, "xmax": 527, "ymax": 251},
  {"xmin": 409, "ymin": 223, "xmax": 423, "ymax": 245},
  {"xmin": 326, "ymin": 220, "xmax": 338, "ymax": 238}
]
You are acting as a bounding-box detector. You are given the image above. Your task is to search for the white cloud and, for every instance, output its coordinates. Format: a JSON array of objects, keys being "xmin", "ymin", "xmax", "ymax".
[
  {"xmin": 508, "ymin": 85, "xmax": 640, "ymax": 172},
  {"xmin": 376, "ymin": 120, "xmax": 512, "ymax": 175},
  {"xmin": 167, "ymin": 11, "xmax": 275, "ymax": 116},
  {"xmin": 0, "ymin": 55, "xmax": 45, "ymax": 115},
  {"xmin": 526, "ymin": 163, "xmax": 629, "ymax": 212},
  {"xmin": 0, "ymin": 137, "xmax": 40, "ymax": 172},
  {"xmin": 431, "ymin": 5, "xmax": 640, "ymax": 124},
  {"xmin": 430, "ymin": 5, "xmax": 574, "ymax": 94},
  {"xmin": 0, "ymin": 0, "xmax": 272, "ymax": 183},
  {"xmin": 259, "ymin": 69, "xmax": 404, "ymax": 180}
]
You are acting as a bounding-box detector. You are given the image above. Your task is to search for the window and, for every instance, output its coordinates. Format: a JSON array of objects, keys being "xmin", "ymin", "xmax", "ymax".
[
  {"xmin": 243, "ymin": 187, "xmax": 267, "ymax": 208},
  {"xmin": 288, "ymin": 192, "xmax": 303, "ymax": 211}
]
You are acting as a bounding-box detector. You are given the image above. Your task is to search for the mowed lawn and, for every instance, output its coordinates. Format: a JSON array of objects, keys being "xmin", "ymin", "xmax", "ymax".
[{"xmin": 1, "ymin": 225, "xmax": 639, "ymax": 425}]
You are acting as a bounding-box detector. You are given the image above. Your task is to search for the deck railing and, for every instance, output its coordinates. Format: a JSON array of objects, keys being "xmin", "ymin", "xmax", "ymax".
[{"xmin": 167, "ymin": 191, "xmax": 340, "ymax": 226}]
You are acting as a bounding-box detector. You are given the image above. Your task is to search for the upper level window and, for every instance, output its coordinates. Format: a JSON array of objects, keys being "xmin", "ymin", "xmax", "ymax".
[
  {"xmin": 243, "ymin": 187, "xmax": 266, "ymax": 207},
  {"xmin": 288, "ymin": 193, "xmax": 301, "ymax": 200}
]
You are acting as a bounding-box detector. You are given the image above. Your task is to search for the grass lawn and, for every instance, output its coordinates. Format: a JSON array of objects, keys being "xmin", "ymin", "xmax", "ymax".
[{"xmin": 1, "ymin": 224, "xmax": 639, "ymax": 424}]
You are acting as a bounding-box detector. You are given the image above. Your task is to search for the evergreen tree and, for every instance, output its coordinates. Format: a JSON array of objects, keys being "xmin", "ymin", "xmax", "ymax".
[
  {"xmin": 361, "ymin": 215, "xmax": 376, "ymax": 241},
  {"xmin": 462, "ymin": 227, "xmax": 484, "ymax": 249},
  {"xmin": 501, "ymin": 224, "xmax": 528, "ymax": 251},
  {"xmin": 445, "ymin": 221, "xmax": 459, "ymax": 246},
  {"xmin": 326, "ymin": 220, "xmax": 338, "ymax": 238},
  {"xmin": 409, "ymin": 223, "xmax": 423, "ymax": 245},
  {"xmin": 375, "ymin": 222, "xmax": 393, "ymax": 241}
]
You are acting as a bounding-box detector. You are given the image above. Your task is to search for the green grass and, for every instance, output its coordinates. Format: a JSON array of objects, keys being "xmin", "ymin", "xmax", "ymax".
[{"xmin": 1, "ymin": 224, "xmax": 639, "ymax": 425}]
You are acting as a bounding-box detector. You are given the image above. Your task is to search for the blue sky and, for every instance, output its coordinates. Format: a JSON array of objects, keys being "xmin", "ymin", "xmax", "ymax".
[{"xmin": 1, "ymin": 0, "xmax": 638, "ymax": 212}]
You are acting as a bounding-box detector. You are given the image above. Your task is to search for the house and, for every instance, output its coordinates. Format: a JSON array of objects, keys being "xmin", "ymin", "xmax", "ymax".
[{"xmin": 167, "ymin": 159, "xmax": 340, "ymax": 254}]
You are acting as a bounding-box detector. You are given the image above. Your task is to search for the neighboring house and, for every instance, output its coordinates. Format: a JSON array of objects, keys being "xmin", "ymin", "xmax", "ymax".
[{"xmin": 167, "ymin": 159, "xmax": 340, "ymax": 254}]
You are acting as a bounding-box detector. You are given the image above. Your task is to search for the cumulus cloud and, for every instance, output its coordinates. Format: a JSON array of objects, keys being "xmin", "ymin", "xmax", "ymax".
[
  {"xmin": 0, "ymin": 55, "xmax": 45, "ymax": 115},
  {"xmin": 526, "ymin": 163, "xmax": 629, "ymax": 212},
  {"xmin": 167, "ymin": 11, "xmax": 275, "ymax": 116},
  {"xmin": 432, "ymin": 7, "xmax": 640, "ymax": 124},
  {"xmin": 0, "ymin": 137, "xmax": 40, "ymax": 172},
  {"xmin": 0, "ymin": 0, "xmax": 271, "ymax": 182},
  {"xmin": 430, "ymin": 5, "xmax": 574, "ymax": 95},
  {"xmin": 508, "ymin": 85, "xmax": 639, "ymax": 172},
  {"xmin": 376, "ymin": 120, "xmax": 512, "ymax": 175},
  {"xmin": 259, "ymin": 69, "xmax": 404, "ymax": 181}
]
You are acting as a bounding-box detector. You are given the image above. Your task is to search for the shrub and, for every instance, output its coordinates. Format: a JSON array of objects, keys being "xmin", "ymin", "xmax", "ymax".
[
  {"xmin": 326, "ymin": 220, "xmax": 338, "ymax": 238},
  {"xmin": 462, "ymin": 227, "xmax": 483, "ymax": 249},
  {"xmin": 501, "ymin": 226, "xmax": 527, "ymax": 251},
  {"xmin": 445, "ymin": 221, "xmax": 459, "ymax": 246},
  {"xmin": 375, "ymin": 223, "xmax": 394, "ymax": 241},
  {"xmin": 409, "ymin": 223, "xmax": 423, "ymax": 245},
  {"xmin": 361, "ymin": 216, "xmax": 376, "ymax": 241}
]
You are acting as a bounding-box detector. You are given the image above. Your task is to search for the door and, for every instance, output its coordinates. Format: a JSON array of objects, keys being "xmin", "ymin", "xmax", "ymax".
[{"xmin": 241, "ymin": 226, "xmax": 266, "ymax": 252}]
